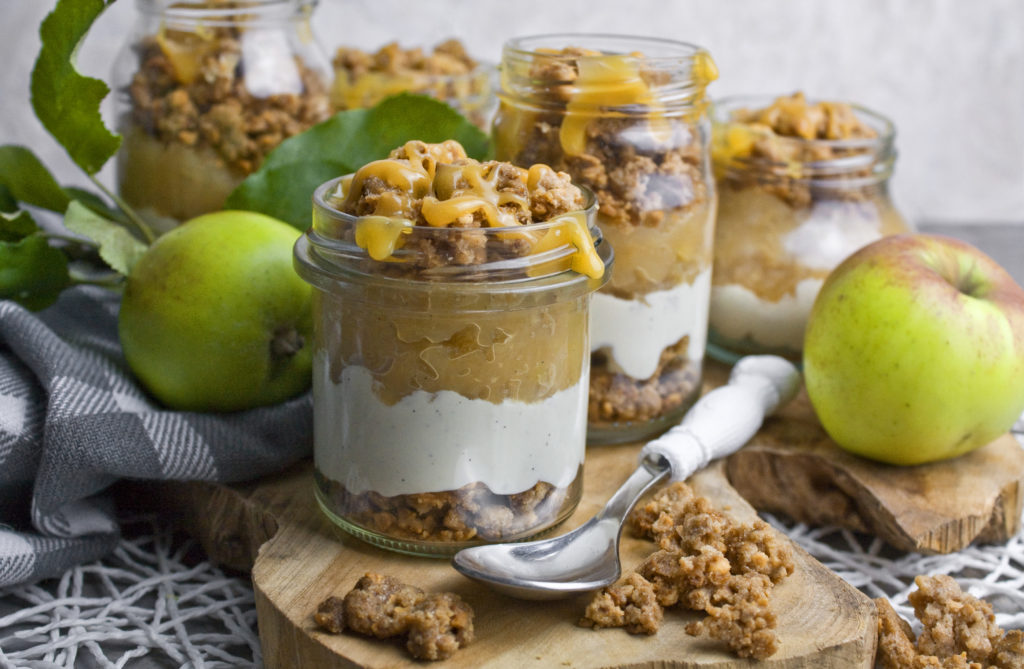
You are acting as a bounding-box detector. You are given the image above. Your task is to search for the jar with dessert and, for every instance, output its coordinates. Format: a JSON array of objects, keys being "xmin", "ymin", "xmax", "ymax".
[
  {"xmin": 493, "ymin": 35, "xmax": 719, "ymax": 444},
  {"xmin": 295, "ymin": 140, "xmax": 613, "ymax": 556},
  {"xmin": 112, "ymin": 0, "xmax": 333, "ymax": 233},
  {"xmin": 707, "ymin": 92, "xmax": 912, "ymax": 363},
  {"xmin": 330, "ymin": 39, "xmax": 496, "ymax": 129}
]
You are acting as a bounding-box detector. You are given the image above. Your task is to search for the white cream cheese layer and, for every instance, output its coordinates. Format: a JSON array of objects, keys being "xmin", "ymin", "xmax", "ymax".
[
  {"xmin": 709, "ymin": 277, "xmax": 823, "ymax": 351},
  {"xmin": 313, "ymin": 359, "xmax": 587, "ymax": 497},
  {"xmin": 589, "ymin": 268, "xmax": 712, "ymax": 380}
]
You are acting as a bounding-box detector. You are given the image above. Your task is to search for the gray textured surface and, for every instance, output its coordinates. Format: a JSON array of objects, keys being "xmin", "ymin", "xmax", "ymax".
[{"xmin": 1, "ymin": 0, "xmax": 1024, "ymax": 226}]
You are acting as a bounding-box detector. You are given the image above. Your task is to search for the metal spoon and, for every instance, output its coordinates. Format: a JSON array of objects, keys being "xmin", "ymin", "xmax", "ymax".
[{"xmin": 451, "ymin": 355, "xmax": 801, "ymax": 600}]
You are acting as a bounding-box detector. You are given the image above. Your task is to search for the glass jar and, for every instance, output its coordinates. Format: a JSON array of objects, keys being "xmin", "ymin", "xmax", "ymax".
[
  {"xmin": 494, "ymin": 34, "xmax": 719, "ymax": 445},
  {"xmin": 111, "ymin": 0, "xmax": 333, "ymax": 233},
  {"xmin": 295, "ymin": 164, "xmax": 612, "ymax": 557},
  {"xmin": 330, "ymin": 40, "xmax": 496, "ymax": 129},
  {"xmin": 707, "ymin": 93, "xmax": 912, "ymax": 363}
]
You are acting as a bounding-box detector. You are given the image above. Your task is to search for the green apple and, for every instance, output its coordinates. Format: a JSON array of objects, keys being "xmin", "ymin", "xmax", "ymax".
[
  {"xmin": 119, "ymin": 210, "xmax": 312, "ymax": 412},
  {"xmin": 803, "ymin": 233, "xmax": 1024, "ymax": 465}
]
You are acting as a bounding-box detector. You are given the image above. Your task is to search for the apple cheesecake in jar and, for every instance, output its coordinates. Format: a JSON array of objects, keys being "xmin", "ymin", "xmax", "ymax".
[
  {"xmin": 112, "ymin": 0, "xmax": 333, "ymax": 233},
  {"xmin": 493, "ymin": 35, "xmax": 719, "ymax": 444},
  {"xmin": 294, "ymin": 140, "xmax": 612, "ymax": 556},
  {"xmin": 708, "ymin": 93, "xmax": 911, "ymax": 363},
  {"xmin": 331, "ymin": 39, "xmax": 496, "ymax": 129}
]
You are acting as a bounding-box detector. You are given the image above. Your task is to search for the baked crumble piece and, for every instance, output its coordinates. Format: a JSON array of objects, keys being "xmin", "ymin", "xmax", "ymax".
[
  {"xmin": 876, "ymin": 575, "xmax": 1024, "ymax": 669},
  {"xmin": 314, "ymin": 572, "xmax": 474, "ymax": 661},
  {"xmin": 580, "ymin": 481, "xmax": 795, "ymax": 660}
]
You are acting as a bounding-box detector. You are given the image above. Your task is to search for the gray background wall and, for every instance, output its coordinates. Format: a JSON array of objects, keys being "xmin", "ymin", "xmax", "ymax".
[{"xmin": 2, "ymin": 0, "xmax": 1023, "ymax": 227}]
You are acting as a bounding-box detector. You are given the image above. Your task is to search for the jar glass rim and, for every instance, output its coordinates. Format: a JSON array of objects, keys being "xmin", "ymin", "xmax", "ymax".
[
  {"xmin": 503, "ymin": 33, "xmax": 711, "ymax": 62},
  {"xmin": 135, "ymin": 0, "xmax": 317, "ymax": 22}
]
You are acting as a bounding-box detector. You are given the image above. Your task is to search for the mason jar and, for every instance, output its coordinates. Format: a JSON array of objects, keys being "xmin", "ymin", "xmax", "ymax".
[
  {"xmin": 111, "ymin": 0, "xmax": 333, "ymax": 233},
  {"xmin": 295, "ymin": 167, "xmax": 612, "ymax": 556},
  {"xmin": 494, "ymin": 34, "xmax": 719, "ymax": 444},
  {"xmin": 330, "ymin": 39, "xmax": 496, "ymax": 129},
  {"xmin": 707, "ymin": 93, "xmax": 912, "ymax": 363}
]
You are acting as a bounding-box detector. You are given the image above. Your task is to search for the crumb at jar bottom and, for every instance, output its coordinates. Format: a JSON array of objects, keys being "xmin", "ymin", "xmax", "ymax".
[
  {"xmin": 587, "ymin": 344, "xmax": 702, "ymax": 445},
  {"xmin": 116, "ymin": 125, "xmax": 245, "ymax": 232},
  {"xmin": 586, "ymin": 270, "xmax": 711, "ymax": 444},
  {"xmin": 314, "ymin": 471, "xmax": 582, "ymax": 556},
  {"xmin": 312, "ymin": 363, "xmax": 588, "ymax": 556}
]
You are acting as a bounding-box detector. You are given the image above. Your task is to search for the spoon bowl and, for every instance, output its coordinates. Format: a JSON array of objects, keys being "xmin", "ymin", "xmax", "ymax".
[
  {"xmin": 453, "ymin": 457, "xmax": 669, "ymax": 600},
  {"xmin": 451, "ymin": 355, "xmax": 801, "ymax": 600}
]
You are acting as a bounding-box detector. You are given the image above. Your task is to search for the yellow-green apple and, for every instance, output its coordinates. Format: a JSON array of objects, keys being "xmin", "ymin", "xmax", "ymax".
[
  {"xmin": 803, "ymin": 233, "xmax": 1024, "ymax": 465},
  {"xmin": 119, "ymin": 210, "xmax": 312, "ymax": 412}
]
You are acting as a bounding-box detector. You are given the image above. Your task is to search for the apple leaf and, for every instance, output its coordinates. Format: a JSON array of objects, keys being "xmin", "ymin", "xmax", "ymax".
[
  {"xmin": 64, "ymin": 186, "xmax": 128, "ymax": 225},
  {"xmin": 1, "ymin": 210, "xmax": 39, "ymax": 242},
  {"xmin": 0, "ymin": 185, "xmax": 16, "ymax": 213},
  {"xmin": 30, "ymin": 0, "xmax": 121, "ymax": 176},
  {"xmin": 226, "ymin": 93, "xmax": 491, "ymax": 229},
  {"xmin": 0, "ymin": 145, "xmax": 72, "ymax": 213},
  {"xmin": 63, "ymin": 200, "xmax": 147, "ymax": 276},
  {"xmin": 0, "ymin": 233, "xmax": 71, "ymax": 311}
]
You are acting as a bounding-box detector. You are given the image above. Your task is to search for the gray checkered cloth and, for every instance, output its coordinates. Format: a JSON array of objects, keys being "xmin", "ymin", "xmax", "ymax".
[{"xmin": 0, "ymin": 286, "xmax": 312, "ymax": 588}]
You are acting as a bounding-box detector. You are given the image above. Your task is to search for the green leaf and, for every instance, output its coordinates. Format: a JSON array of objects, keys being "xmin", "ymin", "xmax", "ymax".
[
  {"xmin": 0, "ymin": 185, "xmax": 16, "ymax": 213},
  {"xmin": 63, "ymin": 200, "xmax": 148, "ymax": 276},
  {"xmin": 0, "ymin": 145, "xmax": 72, "ymax": 213},
  {"xmin": 0, "ymin": 210, "xmax": 40, "ymax": 243},
  {"xmin": 30, "ymin": 0, "xmax": 120, "ymax": 176},
  {"xmin": 0, "ymin": 233, "xmax": 71, "ymax": 311},
  {"xmin": 226, "ymin": 94, "xmax": 491, "ymax": 229},
  {"xmin": 65, "ymin": 186, "xmax": 128, "ymax": 225}
]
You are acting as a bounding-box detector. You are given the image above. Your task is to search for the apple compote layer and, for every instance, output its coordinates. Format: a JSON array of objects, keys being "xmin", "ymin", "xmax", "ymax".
[
  {"xmin": 116, "ymin": 10, "xmax": 331, "ymax": 231},
  {"xmin": 494, "ymin": 38, "xmax": 718, "ymax": 443},
  {"xmin": 709, "ymin": 93, "xmax": 910, "ymax": 360},
  {"xmin": 331, "ymin": 39, "xmax": 494, "ymax": 129},
  {"xmin": 296, "ymin": 140, "xmax": 610, "ymax": 554}
]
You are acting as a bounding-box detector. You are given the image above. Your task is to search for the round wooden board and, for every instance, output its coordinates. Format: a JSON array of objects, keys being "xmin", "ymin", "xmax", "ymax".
[{"xmin": 247, "ymin": 445, "xmax": 877, "ymax": 668}]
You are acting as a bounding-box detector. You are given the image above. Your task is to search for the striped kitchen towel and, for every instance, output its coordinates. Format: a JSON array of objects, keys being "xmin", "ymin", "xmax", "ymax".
[{"xmin": 0, "ymin": 286, "xmax": 312, "ymax": 588}]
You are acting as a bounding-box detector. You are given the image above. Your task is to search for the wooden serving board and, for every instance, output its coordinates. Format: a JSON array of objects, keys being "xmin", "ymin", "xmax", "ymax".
[
  {"xmin": 158, "ymin": 451, "xmax": 876, "ymax": 668},
  {"xmin": 702, "ymin": 363, "xmax": 1024, "ymax": 554}
]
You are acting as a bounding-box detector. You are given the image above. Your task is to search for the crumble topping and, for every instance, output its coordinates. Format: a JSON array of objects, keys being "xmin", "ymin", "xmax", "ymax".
[
  {"xmin": 334, "ymin": 39, "xmax": 478, "ymax": 81},
  {"xmin": 580, "ymin": 481, "xmax": 795, "ymax": 661},
  {"xmin": 500, "ymin": 48, "xmax": 710, "ymax": 232},
  {"xmin": 127, "ymin": 23, "xmax": 330, "ymax": 176},
  {"xmin": 331, "ymin": 39, "xmax": 491, "ymax": 126},
  {"xmin": 327, "ymin": 139, "xmax": 598, "ymax": 276}
]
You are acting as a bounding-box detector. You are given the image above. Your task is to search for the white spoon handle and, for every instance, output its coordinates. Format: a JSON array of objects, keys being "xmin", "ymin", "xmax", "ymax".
[{"xmin": 640, "ymin": 355, "xmax": 801, "ymax": 482}]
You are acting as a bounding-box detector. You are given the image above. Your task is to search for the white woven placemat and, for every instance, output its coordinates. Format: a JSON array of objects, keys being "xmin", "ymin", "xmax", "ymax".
[
  {"xmin": 0, "ymin": 516, "xmax": 260, "ymax": 668},
  {"xmin": 2, "ymin": 432, "xmax": 1023, "ymax": 668}
]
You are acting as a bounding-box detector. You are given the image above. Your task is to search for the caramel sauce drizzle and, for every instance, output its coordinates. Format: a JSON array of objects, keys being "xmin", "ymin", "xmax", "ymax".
[
  {"xmin": 339, "ymin": 142, "xmax": 603, "ymax": 278},
  {"xmin": 156, "ymin": 25, "xmax": 219, "ymax": 86},
  {"xmin": 558, "ymin": 49, "xmax": 718, "ymax": 156},
  {"xmin": 559, "ymin": 53, "xmax": 667, "ymax": 156}
]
